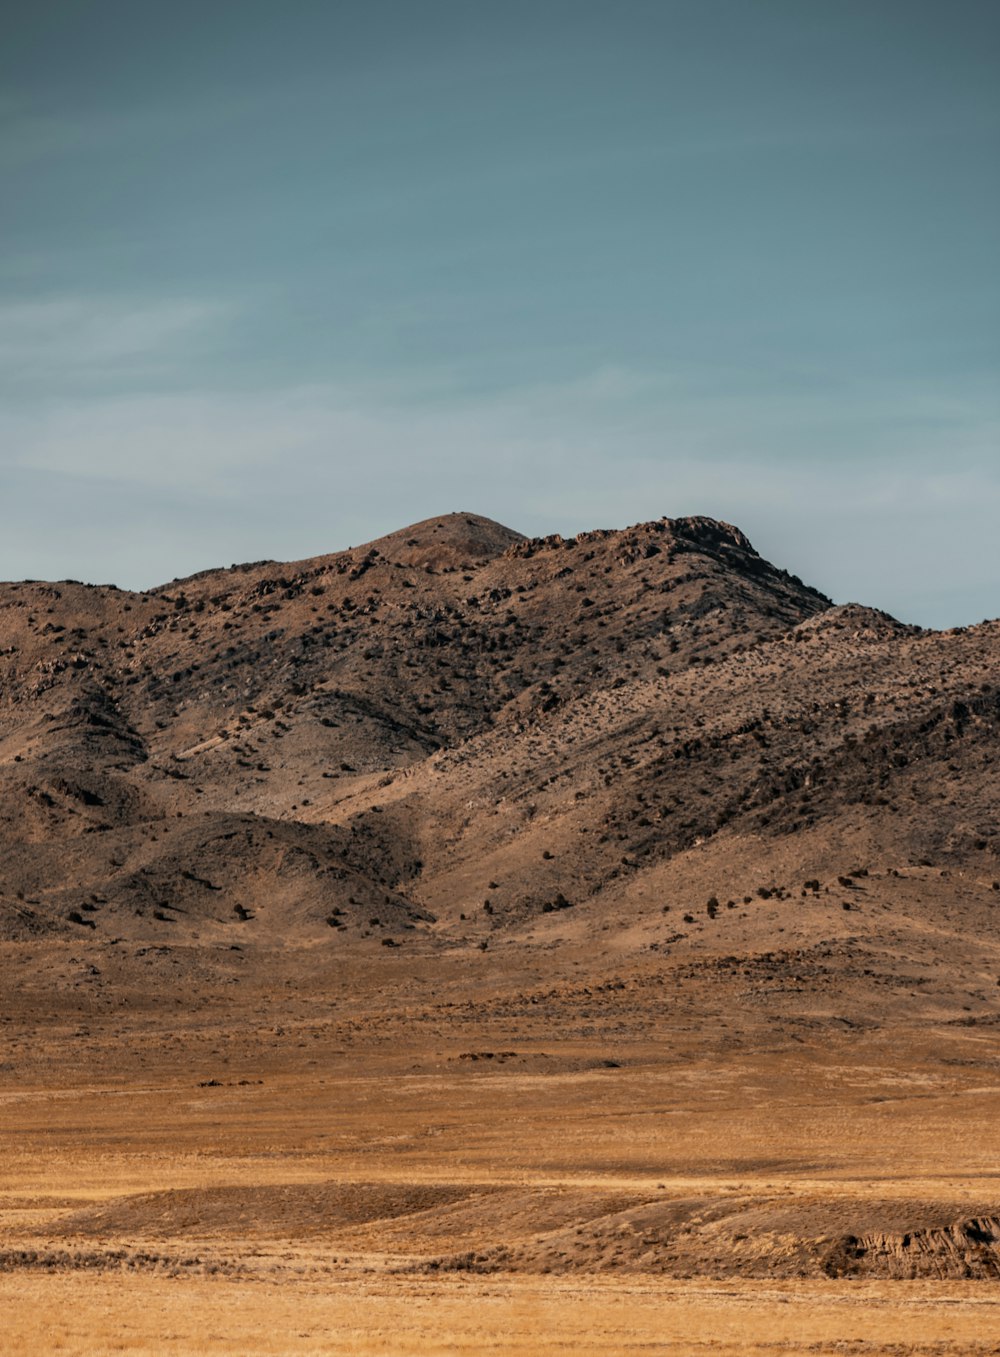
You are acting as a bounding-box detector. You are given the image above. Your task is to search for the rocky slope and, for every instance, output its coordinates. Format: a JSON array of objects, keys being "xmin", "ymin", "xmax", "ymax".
[{"xmin": 1, "ymin": 510, "xmax": 997, "ymax": 961}]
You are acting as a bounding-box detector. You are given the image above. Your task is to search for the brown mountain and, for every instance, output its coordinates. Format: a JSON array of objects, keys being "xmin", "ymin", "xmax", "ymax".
[{"xmin": 1, "ymin": 510, "xmax": 996, "ymax": 956}]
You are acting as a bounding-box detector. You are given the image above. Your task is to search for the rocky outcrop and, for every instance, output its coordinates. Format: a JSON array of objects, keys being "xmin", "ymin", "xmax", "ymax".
[{"xmin": 821, "ymin": 1215, "xmax": 1000, "ymax": 1279}]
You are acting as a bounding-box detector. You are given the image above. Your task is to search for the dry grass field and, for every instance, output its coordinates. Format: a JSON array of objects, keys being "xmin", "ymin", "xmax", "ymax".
[
  {"xmin": 5, "ymin": 1272, "xmax": 999, "ymax": 1356},
  {"xmin": 2, "ymin": 942, "xmax": 999, "ymax": 1355}
]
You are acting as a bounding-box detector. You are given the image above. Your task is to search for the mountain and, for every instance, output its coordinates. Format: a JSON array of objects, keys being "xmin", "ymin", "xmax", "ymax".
[
  {"xmin": 5, "ymin": 502, "xmax": 1000, "ymax": 1061},
  {"xmin": 0, "ymin": 511, "xmax": 825, "ymax": 937},
  {"xmin": 1, "ymin": 510, "xmax": 996, "ymax": 963}
]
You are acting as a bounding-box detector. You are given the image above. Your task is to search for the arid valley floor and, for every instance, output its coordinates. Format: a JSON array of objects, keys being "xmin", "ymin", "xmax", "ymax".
[{"xmin": 2, "ymin": 513, "xmax": 998, "ymax": 1353}]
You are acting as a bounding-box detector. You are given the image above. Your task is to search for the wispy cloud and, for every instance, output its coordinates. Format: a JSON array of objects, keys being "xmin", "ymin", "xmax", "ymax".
[{"xmin": 0, "ymin": 295, "xmax": 232, "ymax": 392}]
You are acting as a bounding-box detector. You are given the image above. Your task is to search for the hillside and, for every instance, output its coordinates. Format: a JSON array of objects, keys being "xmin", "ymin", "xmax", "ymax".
[{"xmin": 1, "ymin": 510, "xmax": 996, "ymax": 954}]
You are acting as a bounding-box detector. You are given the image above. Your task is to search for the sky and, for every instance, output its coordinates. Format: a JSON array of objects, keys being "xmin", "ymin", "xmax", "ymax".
[{"xmin": 1, "ymin": 0, "xmax": 997, "ymax": 627}]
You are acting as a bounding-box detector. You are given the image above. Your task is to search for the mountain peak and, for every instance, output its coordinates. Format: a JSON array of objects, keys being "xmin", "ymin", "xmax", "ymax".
[
  {"xmin": 365, "ymin": 512, "xmax": 525, "ymax": 569},
  {"xmin": 671, "ymin": 515, "xmax": 758, "ymax": 556}
]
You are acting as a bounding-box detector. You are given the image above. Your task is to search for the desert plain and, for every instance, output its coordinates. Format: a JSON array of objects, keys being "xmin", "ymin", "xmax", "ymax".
[{"xmin": 1, "ymin": 513, "xmax": 998, "ymax": 1354}]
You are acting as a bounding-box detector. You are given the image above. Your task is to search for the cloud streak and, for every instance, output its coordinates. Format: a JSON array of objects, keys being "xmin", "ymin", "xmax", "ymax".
[{"xmin": 0, "ymin": 295, "xmax": 232, "ymax": 389}]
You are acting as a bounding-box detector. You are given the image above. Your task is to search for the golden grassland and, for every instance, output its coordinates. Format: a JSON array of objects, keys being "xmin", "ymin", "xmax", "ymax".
[
  {"xmin": 2, "ymin": 1011, "xmax": 999, "ymax": 1355},
  {"xmin": 5, "ymin": 1271, "xmax": 999, "ymax": 1357}
]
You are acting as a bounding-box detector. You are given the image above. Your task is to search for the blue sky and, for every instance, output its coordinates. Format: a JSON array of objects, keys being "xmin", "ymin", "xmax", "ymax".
[{"xmin": 2, "ymin": 0, "xmax": 997, "ymax": 626}]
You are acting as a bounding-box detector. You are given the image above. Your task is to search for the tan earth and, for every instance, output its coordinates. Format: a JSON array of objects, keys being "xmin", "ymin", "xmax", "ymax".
[{"xmin": 1, "ymin": 512, "xmax": 998, "ymax": 1354}]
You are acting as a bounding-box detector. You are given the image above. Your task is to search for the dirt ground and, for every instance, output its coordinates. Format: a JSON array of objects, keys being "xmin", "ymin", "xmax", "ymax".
[{"xmin": 2, "ymin": 940, "xmax": 999, "ymax": 1356}]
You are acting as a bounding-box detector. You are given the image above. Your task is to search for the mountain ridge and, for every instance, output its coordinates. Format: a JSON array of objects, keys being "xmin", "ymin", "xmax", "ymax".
[{"xmin": 1, "ymin": 510, "xmax": 996, "ymax": 967}]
